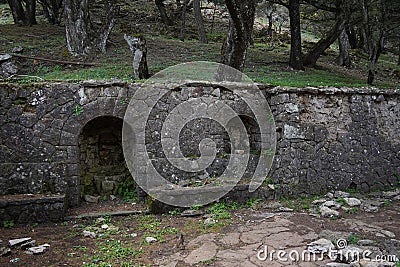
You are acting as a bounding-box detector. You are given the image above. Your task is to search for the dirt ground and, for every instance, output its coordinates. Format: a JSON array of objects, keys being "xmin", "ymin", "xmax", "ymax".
[{"xmin": 0, "ymin": 196, "xmax": 399, "ymax": 267}]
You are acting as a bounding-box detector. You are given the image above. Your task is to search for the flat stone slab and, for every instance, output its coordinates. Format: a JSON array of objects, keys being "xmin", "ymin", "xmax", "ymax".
[{"xmin": 184, "ymin": 241, "xmax": 218, "ymax": 265}]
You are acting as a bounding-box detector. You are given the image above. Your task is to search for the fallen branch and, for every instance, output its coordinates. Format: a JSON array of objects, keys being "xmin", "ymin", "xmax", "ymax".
[{"xmin": 5, "ymin": 53, "xmax": 97, "ymax": 66}]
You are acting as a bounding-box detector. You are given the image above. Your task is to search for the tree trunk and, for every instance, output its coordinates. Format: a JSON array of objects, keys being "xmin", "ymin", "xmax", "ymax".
[
  {"xmin": 155, "ymin": 0, "xmax": 173, "ymax": 26},
  {"xmin": 124, "ymin": 34, "xmax": 149, "ymax": 80},
  {"xmin": 39, "ymin": 0, "xmax": 63, "ymax": 25},
  {"xmin": 337, "ymin": 27, "xmax": 351, "ymax": 67},
  {"xmin": 64, "ymin": 0, "xmax": 90, "ymax": 55},
  {"xmin": 398, "ymin": 40, "xmax": 400, "ymax": 66},
  {"xmin": 193, "ymin": 0, "xmax": 207, "ymax": 43},
  {"xmin": 179, "ymin": 0, "xmax": 190, "ymax": 41},
  {"xmin": 7, "ymin": 0, "xmax": 37, "ymax": 26},
  {"xmin": 221, "ymin": 0, "xmax": 255, "ymax": 72},
  {"xmin": 346, "ymin": 25, "xmax": 359, "ymax": 49},
  {"xmin": 304, "ymin": 13, "xmax": 345, "ymax": 67},
  {"xmin": 288, "ymin": 0, "xmax": 303, "ymax": 70},
  {"xmin": 96, "ymin": 0, "xmax": 118, "ymax": 53}
]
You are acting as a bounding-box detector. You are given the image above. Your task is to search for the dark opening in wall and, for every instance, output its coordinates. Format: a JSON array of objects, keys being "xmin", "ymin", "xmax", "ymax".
[{"xmin": 78, "ymin": 116, "xmax": 134, "ymax": 199}]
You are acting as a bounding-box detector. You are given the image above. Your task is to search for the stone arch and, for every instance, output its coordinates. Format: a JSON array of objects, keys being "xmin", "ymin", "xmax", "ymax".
[
  {"xmin": 78, "ymin": 116, "xmax": 131, "ymax": 201},
  {"xmin": 61, "ymin": 94, "xmax": 129, "ymax": 206}
]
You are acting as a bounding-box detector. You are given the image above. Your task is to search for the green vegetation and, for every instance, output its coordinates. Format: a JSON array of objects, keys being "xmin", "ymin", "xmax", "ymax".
[
  {"xmin": 336, "ymin": 198, "xmax": 347, "ymax": 206},
  {"xmin": 243, "ymin": 198, "xmax": 262, "ymax": 209},
  {"xmin": 83, "ymin": 240, "xmax": 141, "ymax": 267},
  {"xmin": 117, "ymin": 178, "xmax": 137, "ymax": 202},
  {"xmin": 347, "ymin": 234, "xmax": 360, "ymax": 245},
  {"xmin": 73, "ymin": 104, "xmax": 84, "ymax": 116},
  {"xmin": 2, "ymin": 219, "xmax": 15, "ymax": 228},
  {"xmin": 207, "ymin": 202, "xmax": 232, "ymax": 220}
]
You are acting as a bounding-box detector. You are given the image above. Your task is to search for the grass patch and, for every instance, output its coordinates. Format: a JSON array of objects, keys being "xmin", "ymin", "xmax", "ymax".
[{"xmin": 250, "ymin": 67, "xmax": 368, "ymax": 87}]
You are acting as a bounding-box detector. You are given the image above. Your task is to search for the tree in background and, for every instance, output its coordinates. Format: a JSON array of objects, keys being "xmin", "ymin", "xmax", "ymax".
[
  {"xmin": 64, "ymin": 0, "xmax": 118, "ymax": 56},
  {"xmin": 38, "ymin": 0, "xmax": 63, "ymax": 25},
  {"xmin": 7, "ymin": 0, "xmax": 36, "ymax": 26},
  {"xmin": 221, "ymin": 0, "xmax": 255, "ymax": 71},
  {"xmin": 193, "ymin": 0, "xmax": 207, "ymax": 43},
  {"xmin": 266, "ymin": 0, "xmax": 303, "ymax": 70}
]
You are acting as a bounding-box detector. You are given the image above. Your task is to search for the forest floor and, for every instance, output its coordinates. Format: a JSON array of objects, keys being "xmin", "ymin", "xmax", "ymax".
[
  {"xmin": 0, "ymin": 1, "xmax": 399, "ymax": 88},
  {"xmin": 0, "ymin": 190, "xmax": 399, "ymax": 267}
]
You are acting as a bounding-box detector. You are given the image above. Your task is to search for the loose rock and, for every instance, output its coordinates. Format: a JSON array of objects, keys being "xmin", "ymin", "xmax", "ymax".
[
  {"xmin": 181, "ymin": 209, "xmax": 204, "ymax": 217},
  {"xmin": 320, "ymin": 206, "xmax": 340, "ymax": 217},
  {"xmin": 343, "ymin": 198, "xmax": 362, "ymax": 207},
  {"xmin": 83, "ymin": 230, "xmax": 96, "ymax": 238},
  {"xmin": 204, "ymin": 217, "xmax": 217, "ymax": 225},
  {"xmin": 307, "ymin": 238, "xmax": 335, "ymax": 254},
  {"xmin": 337, "ymin": 246, "xmax": 364, "ymax": 263},
  {"xmin": 9, "ymin": 237, "xmax": 32, "ymax": 247},
  {"xmin": 26, "ymin": 244, "xmax": 50, "ymax": 255},
  {"xmin": 84, "ymin": 195, "xmax": 100, "ymax": 203},
  {"xmin": 0, "ymin": 246, "xmax": 11, "ymax": 257},
  {"xmin": 145, "ymin": 237, "xmax": 158, "ymax": 243}
]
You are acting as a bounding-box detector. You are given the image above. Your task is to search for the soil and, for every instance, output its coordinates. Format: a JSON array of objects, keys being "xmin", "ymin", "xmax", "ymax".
[{"xmin": 0, "ymin": 198, "xmax": 399, "ymax": 267}]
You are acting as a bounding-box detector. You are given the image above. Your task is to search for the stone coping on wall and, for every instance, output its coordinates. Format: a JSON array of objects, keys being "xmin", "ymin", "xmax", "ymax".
[{"xmin": 1, "ymin": 80, "xmax": 399, "ymax": 95}]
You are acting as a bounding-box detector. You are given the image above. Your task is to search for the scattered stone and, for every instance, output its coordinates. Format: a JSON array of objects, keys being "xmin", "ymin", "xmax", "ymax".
[
  {"xmin": 312, "ymin": 198, "xmax": 327, "ymax": 205},
  {"xmin": 364, "ymin": 200, "xmax": 385, "ymax": 207},
  {"xmin": 326, "ymin": 192, "xmax": 334, "ymax": 199},
  {"xmin": 145, "ymin": 237, "xmax": 158, "ymax": 243},
  {"xmin": 101, "ymin": 224, "xmax": 109, "ymax": 230},
  {"xmin": 380, "ymin": 239, "xmax": 400, "ymax": 257},
  {"xmin": 109, "ymin": 195, "xmax": 117, "ymax": 201},
  {"xmin": 278, "ymin": 207, "xmax": 294, "ymax": 212},
  {"xmin": 130, "ymin": 233, "xmax": 138, "ymax": 238},
  {"xmin": 26, "ymin": 244, "xmax": 50, "ymax": 255},
  {"xmin": 322, "ymin": 201, "xmax": 342, "ymax": 209},
  {"xmin": 204, "ymin": 217, "xmax": 217, "ymax": 225},
  {"xmin": 263, "ymin": 201, "xmax": 283, "ymax": 209},
  {"xmin": 9, "ymin": 258, "xmax": 19, "ymax": 263},
  {"xmin": 375, "ymin": 233, "xmax": 386, "ymax": 238},
  {"xmin": 83, "ymin": 230, "xmax": 96, "ymax": 238},
  {"xmin": 8, "ymin": 237, "xmax": 32, "ymax": 247},
  {"xmin": 362, "ymin": 204, "xmax": 379, "ymax": 213},
  {"xmin": 12, "ymin": 47, "xmax": 24, "ymax": 53},
  {"xmin": 337, "ymin": 246, "xmax": 364, "ymax": 263},
  {"xmin": 343, "ymin": 198, "xmax": 362, "ymax": 207},
  {"xmin": 334, "ymin": 191, "xmax": 351, "ymax": 198},
  {"xmin": 0, "ymin": 246, "xmax": 11, "ymax": 257},
  {"xmin": 380, "ymin": 230, "xmax": 395, "ymax": 238},
  {"xmin": 394, "ymin": 195, "xmax": 400, "ymax": 201},
  {"xmin": 357, "ymin": 240, "xmax": 375, "ymax": 246},
  {"xmin": 326, "ymin": 263, "xmax": 351, "ymax": 267},
  {"xmin": 307, "ymin": 238, "xmax": 335, "ymax": 254},
  {"xmin": 181, "ymin": 209, "xmax": 204, "ymax": 217},
  {"xmin": 382, "ymin": 189, "xmax": 400, "ymax": 198},
  {"xmin": 325, "ymin": 263, "xmax": 351, "ymax": 267},
  {"xmin": 84, "ymin": 195, "xmax": 100, "ymax": 203},
  {"xmin": 96, "ymin": 217, "xmax": 106, "ymax": 223},
  {"xmin": 0, "ymin": 54, "xmax": 12, "ymax": 62},
  {"xmin": 320, "ymin": 206, "xmax": 340, "ymax": 217},
  {"xmin": 1, "ymin": 61, "xmax": 18, "ymax": 77},
  {"xmin": 356, "ymin": 259, "xmax": 396, "ymax": 267},
  {"xmin": 21, "ymin": 240, "xmax": 36, "ymax": 249},
  {"xmin": 267, "ymin": 184, "xmax": 275, "ymax": 190}
]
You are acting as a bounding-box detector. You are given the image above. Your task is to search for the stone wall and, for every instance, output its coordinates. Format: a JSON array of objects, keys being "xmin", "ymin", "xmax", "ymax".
[{"xmin": 0, "ymin": 81, "xmax": 399, "ymax": 210}]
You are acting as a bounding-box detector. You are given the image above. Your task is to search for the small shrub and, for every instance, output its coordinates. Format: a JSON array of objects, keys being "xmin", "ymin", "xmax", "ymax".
[{"xmin": 3, "ymin": 220, "xmax": 14, "ymax": 228}]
